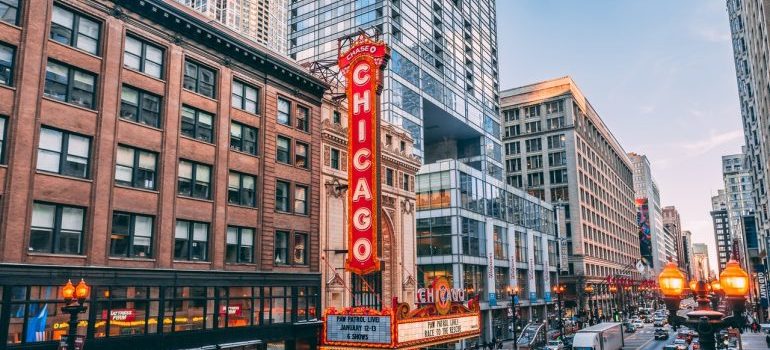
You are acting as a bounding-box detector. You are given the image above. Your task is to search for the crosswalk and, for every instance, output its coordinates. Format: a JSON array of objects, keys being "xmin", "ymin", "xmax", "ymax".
[{"xmin": 622, "ymin": 328, "xmax": 656, "ymax": 350}]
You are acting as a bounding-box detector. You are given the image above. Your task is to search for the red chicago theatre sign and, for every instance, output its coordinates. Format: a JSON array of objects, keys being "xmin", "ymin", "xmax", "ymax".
[{"xmin": 338, "ymin": 34, "xmax": 389, "ymax": 275}]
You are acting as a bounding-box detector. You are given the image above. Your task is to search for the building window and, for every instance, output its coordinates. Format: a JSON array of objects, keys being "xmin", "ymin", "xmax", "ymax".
[
  {"xmin": 515, "ymin": 232, "xmax": 527, "ymax": 263},
  {"xmin": 504, "ymin": 125, "xmax": 520, "ymax": 138},
  {"xmin": 44, "ymin": 60, "xmax": 96, "ymax": 109},
  {"xmin": 183, "ymin": 60, "xmax": 216, "ymax": 98},
  {"xmin": 228, "ymin": 171, "xmax": 256, "ymax": 207},
  {"xmin": 548, "ymin": 151, "xmax": 567, "ymax": 167},
  {"xmin": 230, "ymin": 122, "xmax": 258, "ymax": 155},
  {"xmin": 460, "ymin": 217, "xmax": 485, "ymax": 257},
  {"xmin": 493, "ymin": 226, "xmax": 507, "ymax": 259},
  {"xmin": 547, "ymin": 134, "xmax": 566, "ymax": 149},
  {"xmin": 549, "ymin": 169, "xmax": 568, "ymax": 184},
  {"xmin": 533, "ymin": 238, "xmax": 542, "ymax": 264},
  {"xmin": 232, "ymin": 80, "xmax": 259, "ymax": 114},
  {"xmin": 386, "ymin": 168, "xmax": 394, "ymax": 186},
  {"xmin": 526, "ymin": 155, "xmax": 542, "ymax": 170},
  {"xmin": 123, "ymin": 35, "xmax": 164, "ymax": 79},
  {"xmin": 120, "ymin": 85, "xmax": 161, "ymax": 128},
  {"xmin": 524, "ymin": 105, "xmax": 540, "ymax": 118},
  {"xmin": 277, "ymin": 97, "xmax": 291, "ymax": 125},
  {"xmin": 115, "ymin": 145, "xmax": 156, "ymax": 190},
  {"xmin": 295, "ymin": 142, "xmax": 308, "ymax": 168},
  {"xmin": 505, "ymin": 158, "xmax": 521, "ymax": 172},
  {"xmin": 181, "ymin": 106, "xmax": 214, "ymax": 143},
  {"xmin": 174, "ymin": 220, "xmax": 209, "ymax": 261},
  {"xmin": 178, "ymin": 160, "xmax": 211, "ymax": 199},
  {"xmin": 0, "ymin": 117, "xmax": 6, "ymax": 164},
  {"xmin": 275, "ymin": 230, "xmax": 289, "ymax": 265},
  {"xmin": 0, "ymin": 42, "xmax": 14, "ymax": 86},
  {"xmin": 276, "ymin": 135, "xmax": 291, "ymax": 164},
  {"xmin": 29, "ymin": 202, "xmax": 84, "ymax": 255},
  {"xmin": 296, "ymin": 105, "xmax": 309, "ymax": 131},
  {"xmin": 402, "ymin": 174, "xmax": 410, "ymax": 191},
  {"xmin": 507, "ymin": 175, "xmax": 522, "ymax": 188},
  {"xmin": 505, "ymin": 141, "xmax": 520, "ymax": 155},
  {"xmin": 50, "ymin": 5, "xmax": 100, "ymax": 55},
  {"xmin": 226, "ymin": 226, "xmax": 254, "ymax": 263},
  {"xmin": 293, "ymin": 232, "xmax": 308, "ymax": 265},
  {"xmin": 525, "ymin": 121, "xmax": 541, "ymax": 133},
  {"xmin": 332, "ymin": 110, "xmax": 341, "ymax": 124},
  {"xmin": 548, "ymin": 240, "xmax": 558, "ymax": 267},
  {"xmin": 0, "ymin": 0, "xmax": 18, "ymax": 25},
  {"xmin": 524, "ymin": 138, "xmax": 541, "ymax": 152},
  {"xmin": 110, "ymin": 212, "xmax": 153, "ymax": 258},
  {"xmin": 37, "ymin": 127, "xmax": 91, "ymax": 178},
  {"xmin": 294, "ymin": 185, "xmax": 308, "ymax": 215},
  {"xmin": 330, "ymin": 148, "xmax": 340, "ymax": 170},
  {"xmin": 417, "ymin": 217, "xmax": 452, "ymax": 256},
  {"xmin": 275, "ymin": 180, "xmax": 290, "ymax": 212}
]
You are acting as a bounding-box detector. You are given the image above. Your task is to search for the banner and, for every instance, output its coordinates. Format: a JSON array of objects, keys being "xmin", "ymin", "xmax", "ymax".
[
  {"xmin": 339, "ymin": 34, "xmax": 389, "ymax": 275},
  {"xmin": 635, "ymin": 198, "xmax": 653, "ymax": 268},
  {"xmin": 755, "ymin": 264, "xmax": 768, "ymax": 308}
]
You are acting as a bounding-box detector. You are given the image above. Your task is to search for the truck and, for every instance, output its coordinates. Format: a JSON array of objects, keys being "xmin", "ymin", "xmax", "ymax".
[{"xmin": 571, "ymin": 323, "xmax": 624, "ymax": 350}]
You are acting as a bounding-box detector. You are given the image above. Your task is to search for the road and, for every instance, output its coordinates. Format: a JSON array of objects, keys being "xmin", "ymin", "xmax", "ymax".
[{"xmin": 622, "ymin": 324, "xmax": 677, "ymax": 350}]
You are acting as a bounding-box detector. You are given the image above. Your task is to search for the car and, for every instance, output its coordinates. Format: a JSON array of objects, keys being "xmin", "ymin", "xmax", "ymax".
[
  {"xmin": 625, "ymin": 324, "xmax": 636, "ymax": 333},
  {"xmin": 663, "ymin": 346, "xmax": 678, "ymax": 350},
  {"xmin": 653, "ymin": 320, "xmax": 664, "ymax": 327},
  {"xmin": 545, "ymin": 340, "xmax": 563, "ymax": 350},
  {"xmin": 632, "ymin": 320, "xmax": 644, "ymax": 328},
  {"xmin": 654, "ymin": 328, "xmax": 669, "ymax": 340},
  {"xmin": 672, "ymin": 338, "xmax": 688, "ymax": 350}
]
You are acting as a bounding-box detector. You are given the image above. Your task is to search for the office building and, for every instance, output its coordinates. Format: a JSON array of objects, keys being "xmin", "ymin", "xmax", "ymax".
[
  {"xmin": 628, "ymin": 153, "xmax": 669, "ymax": 273},
  {"xmin": 727, "ymin": 0, "xmax": 770, "ymax": 269},
  {"xmin": 663, "ymin": 206, "xmax": 685, "ymax": 270},
  {"xmin": 0, "ymin": 0, "xmax": 327, "ymax": 348},
  {"xmin": 692, "ymin": 243, "xmax": 711, "ymax": 281},
  {"xmin": 711, "ymin": 189, "xmax": 732, "ymax": 272},
  {"xmin": 175, "ymin": 0, "xmax": 288, "ymax": 54},
  {"xmin": 722, "ymin": 152, "xmax": 756, "ymax": 266},
  {"xmin": 501, "ymin": 77, "xmax": 639, "ymax": 318},
  {"xmin": 681, "ymin": 230, "xmax": 694, "ymax": 280}
]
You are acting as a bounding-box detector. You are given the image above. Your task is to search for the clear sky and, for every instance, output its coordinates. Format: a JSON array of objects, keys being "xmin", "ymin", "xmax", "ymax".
[{"xmin": 496, "ymin": 0, "xmax": 743, "ymax": 273}]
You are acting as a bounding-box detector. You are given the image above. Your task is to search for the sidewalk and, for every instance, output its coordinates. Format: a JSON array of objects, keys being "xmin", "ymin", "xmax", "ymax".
[{"xmin": 740, "ymin": 332, "xmax": 769, "ymax": 350}]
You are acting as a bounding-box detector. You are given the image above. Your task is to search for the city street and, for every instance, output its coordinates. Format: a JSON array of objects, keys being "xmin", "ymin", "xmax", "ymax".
[{"xmin": 621, "ymin": 327, "xmax": 676, "ymax": 350}]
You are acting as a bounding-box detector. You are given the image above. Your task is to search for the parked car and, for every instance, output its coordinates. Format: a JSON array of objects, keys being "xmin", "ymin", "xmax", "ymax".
[
  {"xmin": 654, "ymin": 328, "xmax": 669, "ymax": 340},
  {"xmin": 545, "ymin": 340, "xmax": 563, "ymax": 350}
]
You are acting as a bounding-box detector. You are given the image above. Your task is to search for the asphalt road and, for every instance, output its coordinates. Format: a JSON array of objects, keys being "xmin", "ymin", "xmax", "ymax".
[{"xmin": 622, "ymin": 324, "xmax": 677, "ymax": 350}]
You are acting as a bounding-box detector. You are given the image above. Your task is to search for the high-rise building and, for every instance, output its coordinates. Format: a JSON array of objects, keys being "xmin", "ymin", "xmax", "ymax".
[
  {"xmin": 662, "ymin": 206, "xmax": 685, "ymax": 270},
  {"xmin": 711, "ymin": 190, "xmax": 732, "ymax": 271},
  {"xmin": 692, "ymin": 243, "xmax": 711, "ymax": 281},
  {"xmin": 726, "ymin": 0, "xmax": 770, "ymax": 268},
  {"xmin": 681, "ymin": 230, "xmax": 695, "ymax": 280},
  {"xmin": 288, "ymin": 1, "xmax": 557, "ymax": 345},
  {"xmin": 0, "ymin": 0, "xmax": 328, "ymax": 348},
  {"xmin": 175, "ymin": 0, "xmax": 288, "ymax": 54},
  {"xmin": 722, "ymin": 152, "xmax": 756, "ymax": 266},
  {"xmin": 501, "ymin": 77, "xmax": 639, "ymax": 317},
  {"xmin": 628, "ymin": 153, "xmax": 669, "ymax": 273}
]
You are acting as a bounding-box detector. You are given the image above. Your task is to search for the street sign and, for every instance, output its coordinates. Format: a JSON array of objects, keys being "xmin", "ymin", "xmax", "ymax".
[{"xmin": 488, "ymin": 293, "xmax": 497, "ymax": 306}]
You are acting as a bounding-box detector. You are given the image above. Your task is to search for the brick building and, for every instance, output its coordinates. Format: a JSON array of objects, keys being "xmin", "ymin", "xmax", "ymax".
[{"xmin": 0, "ymin": 0, "xmax": 326, "ymax": 349}]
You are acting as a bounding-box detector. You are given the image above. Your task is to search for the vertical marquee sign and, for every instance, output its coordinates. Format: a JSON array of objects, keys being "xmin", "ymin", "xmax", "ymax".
[{"xmin": 338, "ymin": 34, "xmax": 389, "ymax": 275}]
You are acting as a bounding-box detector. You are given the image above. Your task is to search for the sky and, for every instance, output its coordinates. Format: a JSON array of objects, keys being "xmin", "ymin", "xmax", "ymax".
[{"xmin": 496, "ymin": 0, "xmax": 743, "ymax": 273}]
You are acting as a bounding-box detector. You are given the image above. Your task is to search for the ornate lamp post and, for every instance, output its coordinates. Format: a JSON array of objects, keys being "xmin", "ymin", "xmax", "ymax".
[
  {"xmin": 61, "ymin": 279, "xmax": 89, "ymax": 350},
  {"xmin": 609, "ymin": 285, "xmax": 618, "ymax": 321},
  {"xmin": 584, "ymin": 284, "xmax": 595, "ymax": 325},
  {"xmin": 553, "ymin": 285, "xmax": 566, "ymax": 340},
  {"xmin": 658, "ymin": 260, "xmax": 749, "ymax": 350},
  {"xmin": 507, "ymin": 286, "xmax": 520, "ymax": 349}
]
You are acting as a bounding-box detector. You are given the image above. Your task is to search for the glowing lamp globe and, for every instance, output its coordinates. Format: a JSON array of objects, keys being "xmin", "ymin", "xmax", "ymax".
[
  {"xmin": 609, "ymin": 285, "xmax": 617, "ymax": 293},
  {"xmin": 61, "ymin": 279, "xmax": 75, "ymax": 301},
  {"xmin": 719, "ymin": 260, "xmax": 749, "ymax": 298},
  {"xmin": 658, "ymin": 261, "xmax": 685, "ymax": 297},
  {"xmin": 75, "ymin": 279, "xmax": 90, "ymax": 300},
  {"xmin": 710, "ymin": 280, "xmax": 721, "ymax": 292}
]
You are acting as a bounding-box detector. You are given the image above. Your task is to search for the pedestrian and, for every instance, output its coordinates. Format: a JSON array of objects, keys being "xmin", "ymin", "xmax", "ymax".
[{"xmin": 765, "ymin": 332, "xmax": 770, "ymax": 346}]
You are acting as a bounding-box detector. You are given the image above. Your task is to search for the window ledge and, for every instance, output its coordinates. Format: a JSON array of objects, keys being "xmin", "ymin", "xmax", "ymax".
[
  {"xmin": 48, "ymin": 39, "xmax": 103, "ymax": 60},
  {"xmin": 115, "ymin": 184, "xmax": 159, "ymax": 194},
  {"xmin": 123, "ymin": 66, "xmax": 166, "ymax": 84},
  {"xmin": 27, "ymin": 252, "xmax": 87, "ymax": 259},
  {"xmin": 180, "ymin": 134, "xmax": 216, "ymax": 146},
  {"xmin": 227, "ymin": 203, "xmax": 259, "ymax": 210},
  {"xmin": 232, "ymin": 106, "xmax": 262, "ymax": 118},
  {"xmin": 36, "ymin": 171, "xmax": 94, "ymax": 183},
  {"xmin": 182, "ymin": 88, "xmax": 218, "ymax": 102},
  {"xmin": 177, "ymin": 195, "xmax": 214, "ymax": 203},
  {"xmin": 118, "ymin": 117, "xmax": 164, "ymax": 133},
  {"xmin": 225, "ymin": 262, "xmax": 257, "ymax": 266},
  {"xmin": 108, "ymin": 257, "xmax": 156, "ymax": 262},
  {"xmin": 0, "ymin": 83, "xmax": 16, "ymax": 91},
  {"xmin": 173, "ymin": 260, "xmax": 212, "ymax": 264},
  {"xmin": 41, "ymin": 96, "xmax": 98, "ymax": 114},
  {"xmin": 274, "ymin": 210, "xmax": 310, "ymax": 217},
  {"xmin": 229, "ymin": 148, "xmax": 261, "ymax": 158}
]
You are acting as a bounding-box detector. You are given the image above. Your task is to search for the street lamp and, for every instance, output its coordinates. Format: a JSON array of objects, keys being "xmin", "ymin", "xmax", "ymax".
[
  {"xmin": 61, "ymin": 279, "xmax": 89, "ymax": 350},
  {"xmin": 507, "ymin": 286, "xmax": 520, "ymax": 350},
  {"xmin": 584, "ymin": 284, "xmax": 595, "ymax": 325},
  {"xmin": 608, "ymin": 285, "xmax": 618, "ymax": 321},
  {"xmin": 657, "ymin": 260, "xmax": 749, "ymax": 350},
  {"xmin": 553, "ymin": 285, "xmax": 566, "ymax": 341}
]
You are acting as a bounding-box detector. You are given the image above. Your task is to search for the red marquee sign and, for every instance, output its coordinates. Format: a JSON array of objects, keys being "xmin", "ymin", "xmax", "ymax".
[{"xmin": 338, "ymin": 34, "xmax": 389, "ymax": 276}]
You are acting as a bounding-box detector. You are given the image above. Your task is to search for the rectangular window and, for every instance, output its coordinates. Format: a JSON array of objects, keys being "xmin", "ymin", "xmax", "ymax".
[
  {"xmin": 293, "ymin": 232, "xmax": 308, "ymax": 265},
  {"xmin": 504, "ymin": 125, "xmax": 520, "ymax": 138},
  {"xmin": 0, "ymin": 0, "xmax": 19, "ymax": 25},
  {"xmin": 386, "ymin": 168, "xmax": 394, "ymax": 186},
  {"xmin": 231, "ymin": 80, "xmax": 259, "ymax": 114},
  {"xmin": 524, "ymin": 138, "xmax": 541, "ymax": 152},
  {"xmin": 50, "ymin": 5, "xmax": 100, "ymax": 55},
  {"xmin": 548, "ymin": 151, "xmax": 567, "ymax": 167},
  {"xmin": 174, "ymin": 220, "xmax": 209, "ymax": 261},
  {"xmin": 547, "ymin": 117, "xmax": 565, "ymax": 129},
  {"xmin": 332, "ymin": 110, "xmax": 341, "ymax": 124},
  {"xmin": 296, "ymin": 106, "xmax": 309, "ymax": 131},
  {"xmin": 504, "ymin": 141, "xmax": 519, "ymax": 155},
  {"xmin": 527, "ymin": 172, "xmax": 544, "ymax": 186},
  {"xmin": 37, "ymin": 127, "xmax": 91, "ymax": 178},
  {"xmin": 294, "ymin": 185, "xmax": 308, "ymax": 215},
  {"xmin": 526, "ymin": 155, "xmax": 542, "ymax": 170},
  {"xmin": 533, "ymin": 238, "xmax": 542, "ymax": 264},
  {"xmin": 330, "ymin": 148, "xmax": 340, "ymax": 170},
  {"xmin": 0, "ymin": 117, "xmax": 6, "ymax": 164},
  {"xmin": 525, "ymin": 121, "xmax": 541, "ymax": 133},
  {"xmin": 230, "ymin": 122, "xmax": 258, "ymax": 155},
  {"xmin": 0, "ymin": 42, "xmax": 14, "ymax": 86},
  {"xmin": 515, "ymin": 232, "xmax": 527, "ymax": 263},
  {"xmin": 275, "ymin": 180, "xmax": 290, "ymax": 212},
  {"xmin": 295, "ymin": 142, "xmax": 309, "ymax": 168},
  {"xmin": 29, "ymin": 202, "xmax": 85, "ymax": 255},
  {"xmin": 507, "ymin": 175, "xmax": 522, "ymax": 188},
  {"xmin": 183, "ymin": 60, "xmax": 216, "ymax": 98},
  {"xmin": 181, "ymin": 105, "xmax": 214, "ymax": 143},
  {"xmin": 123, "ymin": 35, "xmax": 164, "ymax": 78},
  {"xmin": 493, "ymin": 226, "xmax": 507, "ymax": 259},
  {"xmin": 110, "ymin": 212, "xmax": 153, "ymax": 258},
  {"xmin": 120, "ymin": 85, "xmax": 161, "ymax": 128},
  {"xmin": 547, "ymin": 134, "xmax": 566, "ymax": 149},
  {"xmin": 115, "ymin": 145, "xmax": 156, "ymax": 190},
  {"xmin": 549, "ymin": 169, "xmax": 568, "ymax": 184},
  {"xmin": 226, "ymin": 226, "xmax": 254, "ymax": 263},
  {"xmin": 277, "ymin": 98, "xmax": 291, "ymax": 125},
  {"xmin": 276, "ymin": 136, "xmax": 291, "ymax": 164},
  {"xmin": 44, "ymin": 60, "xmax": 96, "ymax": 109},
  {"xmin": 524, "ymin": 105, "xmax": 540, "ymax": 118},
  {"xmin": 228, "ymin": 171, "xmax": 257, "ymax": 207},
  {"xmin": 402, "ymin": 174, "xmax": 410, "ymax": 191},
  {"xmin": 178, "ymin": 160, "xmax": 211, "ymax": 199},
  {"xmin": 274, "ymin": 230, "xmax": 289, "ymax": 265}
]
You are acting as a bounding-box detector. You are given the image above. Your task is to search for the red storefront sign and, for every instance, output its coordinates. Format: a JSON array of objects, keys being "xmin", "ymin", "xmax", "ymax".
[
  {"xmin": 102, "ymin": 309, "xmax": 136, "ymax": 322},
  {"xmin": 219, "ymin": 304, "xmax": 243, "ymax": 316},
  {"xmin": 338, "ymin": 34, "xmax": 389, "ymax": 276}
]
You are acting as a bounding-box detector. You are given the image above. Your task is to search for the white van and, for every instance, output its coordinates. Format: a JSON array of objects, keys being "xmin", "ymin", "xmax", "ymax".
[{"xmin": 571, "ymin": 323, "xmax": 624, "ymax": 350}]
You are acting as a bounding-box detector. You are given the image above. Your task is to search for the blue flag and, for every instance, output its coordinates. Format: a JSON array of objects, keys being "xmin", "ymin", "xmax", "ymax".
[{"xmin": 25, "ymin": 304, "xmax": 48, "ymax": 342}]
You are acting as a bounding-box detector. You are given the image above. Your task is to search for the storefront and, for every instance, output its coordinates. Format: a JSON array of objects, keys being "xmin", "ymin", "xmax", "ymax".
[{"xmin": 0, "ymin": 265, "xmax": 321, "ymax": 350}]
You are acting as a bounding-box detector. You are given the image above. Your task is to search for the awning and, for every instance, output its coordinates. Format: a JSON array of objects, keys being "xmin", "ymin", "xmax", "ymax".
[{"xmin": 179, "ymin": 340, "xmax": 262, "ymax": 350}]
